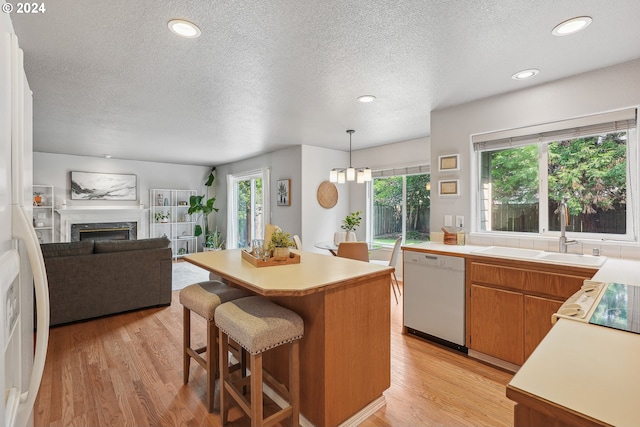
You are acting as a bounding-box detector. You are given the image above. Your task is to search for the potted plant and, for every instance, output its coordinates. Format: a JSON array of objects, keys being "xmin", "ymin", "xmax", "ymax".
[
  {"xmin": 204, "ymin": 227, "xmax": 224, "ymax": 250},
  {"xmin": 267, "ymin": 229, "xmax": 296, "ymax": 260},
  {"xmin": 341, "ymin": 210, "xmax": 362, "ymax": 241},
  {"xmin": 188, "ymin": 167, "xmax": 220, "ymax": 250},
  {"xmin": 154, "ymin": 211, "xmax": 170, "ymax": 223}
]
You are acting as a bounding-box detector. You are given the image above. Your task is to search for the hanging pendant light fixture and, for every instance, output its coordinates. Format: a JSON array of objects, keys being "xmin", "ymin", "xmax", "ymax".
[{"xmin": 329, "ymin": 130, "xmax": 372, "ymax": 184}]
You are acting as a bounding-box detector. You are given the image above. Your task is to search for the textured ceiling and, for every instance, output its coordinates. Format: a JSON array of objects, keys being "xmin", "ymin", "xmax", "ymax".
[{"xmin": 10, "ymin": 0, "xmax": 640, "ymax": 166}]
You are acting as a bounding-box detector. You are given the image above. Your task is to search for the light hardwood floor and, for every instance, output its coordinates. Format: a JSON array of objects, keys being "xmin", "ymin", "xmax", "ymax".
[{"xmin": 35, "ymin": 283, "xmax": 515, "ymax": 426}]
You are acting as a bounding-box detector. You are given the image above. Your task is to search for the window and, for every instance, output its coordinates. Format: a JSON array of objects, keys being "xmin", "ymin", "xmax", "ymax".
[
  {"xmin": 474, "ymin": 109, "xmax": 637, "ymax": 240},
  {"xmin": 226, "ymin": 169, "xmax": 270, "ymax": 249},
  {"xmin": 369, "ymin": 167, "xmax": 431, "ymax": 246}
]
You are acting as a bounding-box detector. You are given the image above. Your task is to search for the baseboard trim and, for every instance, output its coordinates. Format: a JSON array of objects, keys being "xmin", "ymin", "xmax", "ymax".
[
  {"xmin": 263, "ymin": 380, "xmax": 386, "ymax": 427},
  {"xmin": 468, "ymin": 349, "xmax": 520, "ymax": 373}
]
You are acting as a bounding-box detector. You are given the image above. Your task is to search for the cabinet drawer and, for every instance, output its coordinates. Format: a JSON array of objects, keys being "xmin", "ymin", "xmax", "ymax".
[
  {"xmin": 470, "ymin": 262, "xmax": 525, "ymax": 291},
  {"xmin": 522, "ymin": 271, "xmax": 586, "ymax": 300},
  {"xmin": 470, "ymin": 260, "xmax": 591, "ymax": 299}
]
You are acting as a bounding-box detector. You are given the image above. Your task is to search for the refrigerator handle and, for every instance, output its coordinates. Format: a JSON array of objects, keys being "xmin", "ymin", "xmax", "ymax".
[{"xmin": 12, "ymin": 205, "xmax": 50, "ymax": 427}]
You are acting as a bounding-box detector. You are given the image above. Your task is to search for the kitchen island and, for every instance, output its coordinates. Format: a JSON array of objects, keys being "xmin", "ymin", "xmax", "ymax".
[{"xmin": 185, "ymin": 249, "xmax": 393, "ymax": 427}]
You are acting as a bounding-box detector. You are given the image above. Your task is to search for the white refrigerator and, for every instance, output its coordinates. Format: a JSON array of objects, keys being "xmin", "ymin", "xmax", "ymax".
[{"xmin": 1, "ymin": 15, "xmax": 50, "ymax": 427}]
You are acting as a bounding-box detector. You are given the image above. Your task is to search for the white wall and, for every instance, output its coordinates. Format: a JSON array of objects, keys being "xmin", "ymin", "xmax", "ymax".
[
  {"xmin": 430, "ymin": 59, "xmax": 640, "ymax": 253},
  {"xmin": 214, "ymin": 146, "xmax": 303, "ymax": 245},
  {"xmin": 301, "ymin": 145, "xmax": 350, "ymax": 253},
  {"xmin": 33, "ymin": 152, "xmax": 212, "ymax": 240}
]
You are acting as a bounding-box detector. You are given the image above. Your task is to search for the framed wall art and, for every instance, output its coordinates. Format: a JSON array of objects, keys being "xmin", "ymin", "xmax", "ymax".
[
  {"xmin": 438, "ymin": 154, "xmax": 460, "ymax": 172},
  {"xmin": 70, "ymin": 171, "xmax": 137, "ymax": 200},
  {"xmin": 439, "ymin": 179, "xmax": 460, "ymax": 197},
  {"xmin": 277, "ymin": 179, "xmax": 291, "ymax": 206}
]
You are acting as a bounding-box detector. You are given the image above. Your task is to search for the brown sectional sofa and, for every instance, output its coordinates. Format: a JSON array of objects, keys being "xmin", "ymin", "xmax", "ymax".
[{"xmin": 41, "ymin": 237, "xmax": 172, "ymax": 326}]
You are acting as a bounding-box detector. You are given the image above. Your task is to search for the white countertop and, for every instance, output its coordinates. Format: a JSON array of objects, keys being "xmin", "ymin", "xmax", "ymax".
[
  {"xmin": 185, "ymin": 248, "xmax": 392, "ymax": 295},
  {"xmin": 509, "ymin": 319, "xmax": 640, "ymax": 426}
]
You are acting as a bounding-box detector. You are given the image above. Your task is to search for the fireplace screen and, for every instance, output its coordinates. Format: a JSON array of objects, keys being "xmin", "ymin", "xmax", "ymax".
[{"xmin": 71, "ymin": 222, "xmax": 137, "ymax": 242}]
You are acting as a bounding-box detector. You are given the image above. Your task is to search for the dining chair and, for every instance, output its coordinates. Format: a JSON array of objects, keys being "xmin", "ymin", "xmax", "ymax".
[
  {"xmin": 370, "ymin": 237, "xmax": 402, "ymax": 303},
  {"xmin": 337, "ymin": 241, "xmax": 369, "ymax": 262},
  {"xmin": 293, "ymin": 234, "xmax": 302, "ymax": 250}
]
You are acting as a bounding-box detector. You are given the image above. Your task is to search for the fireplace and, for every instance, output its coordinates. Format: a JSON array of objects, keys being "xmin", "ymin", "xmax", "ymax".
[
  {"xmin": 56, "ymin": 207, "xmax": 148, "ymax": 242},
  {"xmin": 71, "ymin": 222, "xmax": 137, "ymax": 242}
]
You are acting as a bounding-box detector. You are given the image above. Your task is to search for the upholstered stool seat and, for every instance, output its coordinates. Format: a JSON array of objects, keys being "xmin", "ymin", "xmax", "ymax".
[
  {"xmin": 179, "ymin": 280, "xmax": 249, "ymax": 412},
  {"xmin": 215, "ymin": 296, "xmax": 304, "ymax": 427}
]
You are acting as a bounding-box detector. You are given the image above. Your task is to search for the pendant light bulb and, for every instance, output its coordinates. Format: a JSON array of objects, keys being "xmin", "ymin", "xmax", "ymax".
[
  {"xmin": 337, "ymin": 171, "xmax": 346, "ymax": 184},
  {"xmin": 330, "ymin": 169, "xmax": 338, "ymax": 183}
]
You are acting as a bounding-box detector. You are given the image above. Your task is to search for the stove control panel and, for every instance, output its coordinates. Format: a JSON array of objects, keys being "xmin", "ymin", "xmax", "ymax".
[{"xmin": 552, "ymin": 280, "xmax": 606, "ymax": 324}]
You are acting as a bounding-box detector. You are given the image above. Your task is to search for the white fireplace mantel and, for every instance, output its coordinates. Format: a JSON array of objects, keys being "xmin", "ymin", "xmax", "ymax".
[{"xmin": 56, "ymin": 206, "xmax": 149, "ymax": 242}]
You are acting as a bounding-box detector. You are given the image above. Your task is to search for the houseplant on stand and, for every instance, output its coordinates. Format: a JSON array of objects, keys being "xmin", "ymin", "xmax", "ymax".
[
  {"xmin": 268, "ymin": 229, "xmax": 296, "ymax": 260},
  {"xmin": 188, "ymin": 167, "xmax": 221, "ymax": 251}
]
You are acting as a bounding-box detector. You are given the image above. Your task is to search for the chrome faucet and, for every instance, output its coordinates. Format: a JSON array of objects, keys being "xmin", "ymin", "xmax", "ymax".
[{"xmin": 557, "ymin": 199, "xmax": 578, "ymax": 253}]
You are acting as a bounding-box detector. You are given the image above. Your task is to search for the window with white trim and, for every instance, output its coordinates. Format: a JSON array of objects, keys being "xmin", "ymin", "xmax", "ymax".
[
  {"xmin": 473, "ymin": 108, "xmax": 637, "ymax": 240},
  {"xmin": 368, "ymin": 166, "xmax": 431, "ymax": 246}
]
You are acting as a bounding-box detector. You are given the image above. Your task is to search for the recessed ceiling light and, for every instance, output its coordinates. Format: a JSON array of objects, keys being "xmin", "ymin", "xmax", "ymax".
[
  {"xmin": 168, "ymin": 19, "xmax": 201, "ymax": 39},
  {"xmin": 552, "ymin": 16, "xmax": 592, "ymax": 36},
  {"xmin": 357, "ymin": 95, "xmax": 376, "ymax": 103},
  {"xmin": 512, "ymin": 69, "xmax": 540, "ymax": 80}
]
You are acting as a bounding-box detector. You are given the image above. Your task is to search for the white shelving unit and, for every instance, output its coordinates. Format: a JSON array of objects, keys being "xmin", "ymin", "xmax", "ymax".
[
  {"xmin": 33, "ymin": 184, "xmax": 54, "ymax": 243},
  {"xmin": 149, "ymin": 189, "xmax": 198, "ymax": 259}
]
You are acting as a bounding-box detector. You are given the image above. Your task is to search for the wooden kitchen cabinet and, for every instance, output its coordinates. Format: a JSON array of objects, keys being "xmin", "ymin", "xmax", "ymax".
[
  {"xmin": 524, "ymin": 295, "xmax": 563, "ymax": 360},
  {"xmin": 466, "ymin": 257, "xmax": 596, "ymax": 369},
  {"xmin": 470, "ymin": 284, "xmax": 524, "ymax": 365}
]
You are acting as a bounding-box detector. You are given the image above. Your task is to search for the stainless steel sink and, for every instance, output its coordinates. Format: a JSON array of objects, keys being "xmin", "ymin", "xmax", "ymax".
[{"xmin": 470, "ymin": 245, "xmax": 606, "ymax": 267}]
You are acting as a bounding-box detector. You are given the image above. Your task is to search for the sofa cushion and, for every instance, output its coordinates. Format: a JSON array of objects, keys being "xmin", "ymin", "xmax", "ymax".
[
  {"xmin": 40, "ymin": 241, "xmax": 94, "ymax": 258},
  {"xmin": 94, "ymin": 237, "xmax": 170, "ymax": 254}
]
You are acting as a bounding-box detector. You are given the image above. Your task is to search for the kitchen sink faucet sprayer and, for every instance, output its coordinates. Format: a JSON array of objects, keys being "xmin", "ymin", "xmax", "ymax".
[{"xmin": 557, "ymin": 198, "xmax": 578, "ymax": 253}]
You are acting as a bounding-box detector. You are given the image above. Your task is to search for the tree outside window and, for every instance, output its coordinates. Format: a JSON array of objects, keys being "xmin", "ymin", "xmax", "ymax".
[
  {"xmin": 372, "ymin": 173, "xmax": 430, "ymax": 245},
  {"xmin": 479, "ymin": 131, "xmax": 628, "ymax": 236}
]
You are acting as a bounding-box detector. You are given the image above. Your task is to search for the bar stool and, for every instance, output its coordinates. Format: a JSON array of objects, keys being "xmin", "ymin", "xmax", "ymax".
[
  {"xmin": 179, "ymin": 280, "xmax": 250, "ymax": 412},
  {"xmin": 215, "ymin": 296, "xmax": 304, "ymax": 427}
]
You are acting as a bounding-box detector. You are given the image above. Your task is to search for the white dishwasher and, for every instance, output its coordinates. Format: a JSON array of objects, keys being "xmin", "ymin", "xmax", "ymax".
[{"xmin": 403, "ymin": 250, "xmax": 467, "ymax": 352}]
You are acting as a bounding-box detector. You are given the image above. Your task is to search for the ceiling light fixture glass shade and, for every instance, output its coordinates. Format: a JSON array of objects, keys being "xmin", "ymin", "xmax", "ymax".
[
  {"xmin": 552, "ymin": 16, "xmax": 592, "ymax": 36},
  {"xmin": 168, "ymin": 19, "xmax": 202, "ymax": 38},
  {"xmin": 329, "ymin": 130, "xmax": 373, "ymax": 184},
  {"xmin": 511, "ymin": 68, "xmax": 540, "ymax": 80},
  {"xmin": 357, "ymin": 95, "xmax": 376, "ymax": 103},
  {"xmin": 347, "ymin": 167, "xmax": 356, "ymax": 181}
]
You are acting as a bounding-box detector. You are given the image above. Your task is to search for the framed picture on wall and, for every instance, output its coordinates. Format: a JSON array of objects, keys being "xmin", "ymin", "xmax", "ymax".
[
  {"xmin": 70, "ymin": 171, "xmax": 137, "ymax": 200},
  {"xmin": 439, "ymin": 179, "xmax": 460, "ymax": 197},
  {"xmin": 438, "ymin": 154, "xmax": 460, "ymax": 172},
  {"xmin": 277, "ymin": 179, "xmax": 291, "ymax": 206}
]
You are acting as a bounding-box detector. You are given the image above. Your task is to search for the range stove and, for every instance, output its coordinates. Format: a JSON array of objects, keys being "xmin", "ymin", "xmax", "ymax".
[{"xmin": 554, "ymin": 280, "xmax": 640, "ymax": 335}]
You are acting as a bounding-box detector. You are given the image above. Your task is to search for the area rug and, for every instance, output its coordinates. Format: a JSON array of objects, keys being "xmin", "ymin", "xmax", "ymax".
[{"xmin": 172, "ymin": 261, "xmax": 210, "ymax": 291}]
